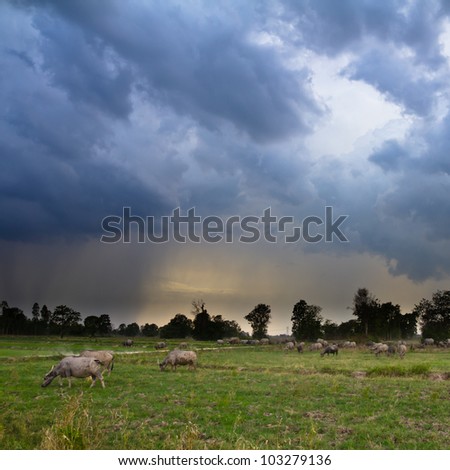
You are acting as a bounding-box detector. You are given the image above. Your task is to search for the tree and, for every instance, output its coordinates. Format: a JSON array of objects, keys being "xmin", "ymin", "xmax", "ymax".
[
  {"xmin": 31, "ymin": 302, "xmax": 40, "ymax": 335},
  {"xmin": 117, "ymin": 323, "xmax": 127, "ymax": 336},
  {"xmin": 141, "ymin": 323, "xmax": 159, "ymax": 337},
  {"xmin": 40, "ymin": 305, "xmax": 51, "ymax": 331},
  {"xmin": 209, "ymin": 315, "xmax": 241, "ymax": 340},
  {"xmin": 193, "ymin": 305, "xmax": 213, "ymax": 340},
  {"xmin": 352, "ymin": 288, "xmax": 379, "ymax": 337},
  {"xmin": 97, "ymin": 314, "xmax": 112, "ymax": 336},
  {"xmin": 291, "ymin": 299, "xmax": 323, "ymax": 341},
  {"xmin": 31, "ymin": 302, "xmax": 40, "ymax": 322},
  {"xmin": 124, "ymin": 322, "xmax": 140, "ymax": 337},
  {"xmin": 414, "ymin": 290, "xmax": 450, "ymax": 341},
  {"xmin": 337, "ymin": 319, "xmax": 359, "ymax": 338},
  {"xmin": 398, "ymin": 312, "xmax": 418, "ymax": 339},
  {"xmin": 245, "ymin": 304, "xmax": 271, "ymax": 339},
  {"xmin": 84, "ymin": 315, "xmax": 101, "ymax": 337},
  {"xmin": 0, "ymin": 303, "xmax": 28, "ymax": 335},
  {"xmin": 377, "ymin": 302, "xmax": 401, "ymax": 340},
  {"xmin": 322, "ymin": 319, "xmax": 339, "ymax": 340},
  {"xmin": 213, "ymin": 317, "xmax": 243, "ymax": 339},
  {"xmin": 50, "ymin": 305, "xmax": 82, "ymax": 338},
  {"xmin": 191, "ymin": 299, "xmax": 207, "ymax": 316},
  {"xmin": 160, "ymin": 314, "xmax": 194, "ymax": 338},
  {"xmin": 222, "ymin": 319, "xmax": 243, "ymax": 338}
]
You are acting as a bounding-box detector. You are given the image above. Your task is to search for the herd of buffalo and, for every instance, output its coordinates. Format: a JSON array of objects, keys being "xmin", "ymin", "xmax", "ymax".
[{"xmin": 40, "ymin": 336, "xmax": 448, "ymax": 388}]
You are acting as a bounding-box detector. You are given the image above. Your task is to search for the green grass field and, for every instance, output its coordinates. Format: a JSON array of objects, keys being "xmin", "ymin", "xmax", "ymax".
[{"xmin": 0, "ymin": 336, "xmax": 448, "ymax": 450}]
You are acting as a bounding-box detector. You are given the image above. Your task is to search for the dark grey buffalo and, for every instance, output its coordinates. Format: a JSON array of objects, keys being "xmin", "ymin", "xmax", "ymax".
[{"xmin": 320, "ymin": 345, "xmax": 338, "ymax": 357}]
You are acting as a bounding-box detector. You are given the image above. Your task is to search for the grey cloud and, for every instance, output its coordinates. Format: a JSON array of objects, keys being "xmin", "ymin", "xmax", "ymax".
[
  {"xmin": 282, "ymin": 0, "xmax": 449, "ymax": 118},
  {"xmin": 369, "ymin": 139, "xmax": 408, "ymax": 172},
  {"xmin": 0, "ymin": 9, "xmax": 169, "ymax": 241},
  {"xmin": 344, "ymin": 48, "xmax": 445, "ymax": 117},
  {"xmin": 25, "ymin": 0, "xmax": 322, "ymax": 142},
  {"xmin": 368, "ymin": 114, "xmax": 450, "ymax": 244},
  {"xmin": 34, "ymin": 12, "xmax": 134, "ymax": 119},
  {"xmin": 311, "ymin": 146, "xmax": 450, "ymax": 282},
  {"xmin": 284, "ymin": 0, "xmax": 445, "ymax": 66}
]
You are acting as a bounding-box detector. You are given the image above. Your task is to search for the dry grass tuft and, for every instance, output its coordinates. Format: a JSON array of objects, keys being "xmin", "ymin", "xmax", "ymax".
[{"xmin": 40, "ymin": 393, "xmax": 101, "ymax": 450}]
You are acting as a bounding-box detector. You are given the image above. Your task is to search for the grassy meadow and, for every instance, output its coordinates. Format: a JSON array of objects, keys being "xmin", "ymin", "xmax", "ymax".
[{"xmin": 0, "ymin": 336, "xmax": 449, "ymax": 450}]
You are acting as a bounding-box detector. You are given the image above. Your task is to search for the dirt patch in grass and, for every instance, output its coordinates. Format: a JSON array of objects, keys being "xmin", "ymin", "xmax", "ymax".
[
  {"xmin": 351, "ymin": 371, "xmax": 367, "ymax": 379},
  {"xmin": 428, "ymin": 372, "xmax": 449, "ymax": 381}
]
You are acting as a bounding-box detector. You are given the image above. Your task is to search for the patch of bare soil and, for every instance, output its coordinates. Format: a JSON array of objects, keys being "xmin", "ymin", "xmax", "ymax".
[{"xmin": 428, "ymin": 372, "xmax": 449, "ymax": 381}]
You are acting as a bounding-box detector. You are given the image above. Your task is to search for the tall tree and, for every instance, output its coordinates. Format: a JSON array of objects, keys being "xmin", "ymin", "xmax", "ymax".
[
  {"xmin": 398, "ymin": 312, "xmax": 418, "ymax": 339},
  {"xmin": 141, "ymin": 323, "xmax": 159, "ymax": 337},
  {"xmin": 414, "ymin": 290, "xmax": 450, "ymax": 341},
  {"xmin": 337, "ymin": 319, "xmax": 359, "ymax": 338},
  {"xmin": 322, "ymin": 319, "xmax": 339, "ymax": 340},
  {"xmin": 84, "ymin": 315, "xmax": 100, "ymax": 337},
  {"xmin": 40, "ymin": 305, "xmax": 51, "ymax": 331},
  {"xmin": 192, "ymin": 302, "xmax": 213, "ymax": 340},
  {"xmin": 245, "ymin": 304, "xmax": 271, "ymax": 339},
  {"xmin": 117, "ymin": 323, "xmax": 127, "ymax": 336},
  {"xmin": 0, "ymin": 304, "xmax": 28, "ymax": 335},
  {"xmin": 191, "ymin": 299, "xmax": 206, "ymax": 316},
  {"xmin": 31, "ymin": 303, "xmax": 40, "ymax": 322},
  {"xmin": 51, "ymin": 305, "xmax": 82, "ymax": 338},
  {"xmin": 97, "ymin": 314, "xmax": 113, "ymax": 336},
  {"xmin": 124, "ymin": 322, "xmax": 140, "ymax": 337},
  {"xmin": 160, "ymin": 314, "xmax": 193, "ymax": 338},
  {"xmin": 377, "ymin": 302, "xmax": 401, "ymax": 340},
  {"xmin": 31, "ymin": 302, "xmax": 40, "ymax": 335},
  {"xmin": 291, "ymin": 299, "xmax": 323, "ymax": 341},
  {"xmin": 221, "ymin": 319, "xmax": 243, "ymax": 338},
  {"xmin": 352, "ymin": 288, "xmax": 379, "ymax": 337}
]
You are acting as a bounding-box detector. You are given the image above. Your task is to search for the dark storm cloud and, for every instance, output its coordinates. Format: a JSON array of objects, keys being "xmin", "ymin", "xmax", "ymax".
[
  {"xmin": 284, "ymin": 0, "xmax": 444, "ymax": 65},
  {"xmin": 1, "ymin": 0, "xmax": 326, "ymax": 243},
  {"xmin": 369, "ymin": 140, "xmax": 408, "ymax": 172},
  {"xmin": 314, "ymin": 104, "xmax": 450, "ymax": 281},
  {"xmin": 344, "ymin": 49, "xmax": 445, "ymax": 117},
  {"xmin": 29, "ymin": 0, "xmax": 321, "ymax": 142},
  {"xmin": 0, "ymin": 5, "xmax": 168, "ymax": 241},
  {"xmin": 276, "ymin": 0, "xmax": 450, "ymax": 281},
  {"xmin": 369, "ymin": 113, "xmax": 450, "ymax": 246},
  {"xmin": 34, "ymin": 12, "xmax": 134, "ymax": 119},
  {"xmin": 284, "ymin": 0, "xmax": 448, "ymax": 117},
  {"xmin": 311, "ymin": 158, "xmax": 450, "ymax": 282}
]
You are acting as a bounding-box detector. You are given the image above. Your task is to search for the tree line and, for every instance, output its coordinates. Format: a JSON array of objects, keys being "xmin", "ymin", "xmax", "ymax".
[
  {"xmin": 1, "ymin": 288, "xmax": 449, "ymax": 341},
  {"xmin": 245, "ymin": 288, "xmax": 448, "ymax": 342}
]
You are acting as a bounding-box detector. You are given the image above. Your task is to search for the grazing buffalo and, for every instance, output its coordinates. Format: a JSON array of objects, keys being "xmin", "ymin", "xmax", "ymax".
[
  {"xmin": 80, "ymin": 350, "xmax": 114, "ymax": 375},
  {"xmin": 159, "ymin": 350, "xmax": 197, "ymax": 371},
  {"xmin": 284, "ymin": 341, "xmax": 295, "ymax": 351},
  {"xmin": 398, "ymin": 344, "xmax": 407, "ymax": 359},
  {"xmin": 42, "ymin": 357, "xmax": 105, "ymax": 388},
  {"xmin": 372, "ymin": 343, "xmax": 389, "ymax": 357},
  {"xmin": 320, "ymin": 345, "xmax": 338, "ymax": 357}
]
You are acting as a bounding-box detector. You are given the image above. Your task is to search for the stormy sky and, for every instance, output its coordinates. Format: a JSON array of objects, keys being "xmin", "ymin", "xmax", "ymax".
[{"xmin": 2, "ymin": 0, "xmax": 450, "ymax": 334}]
